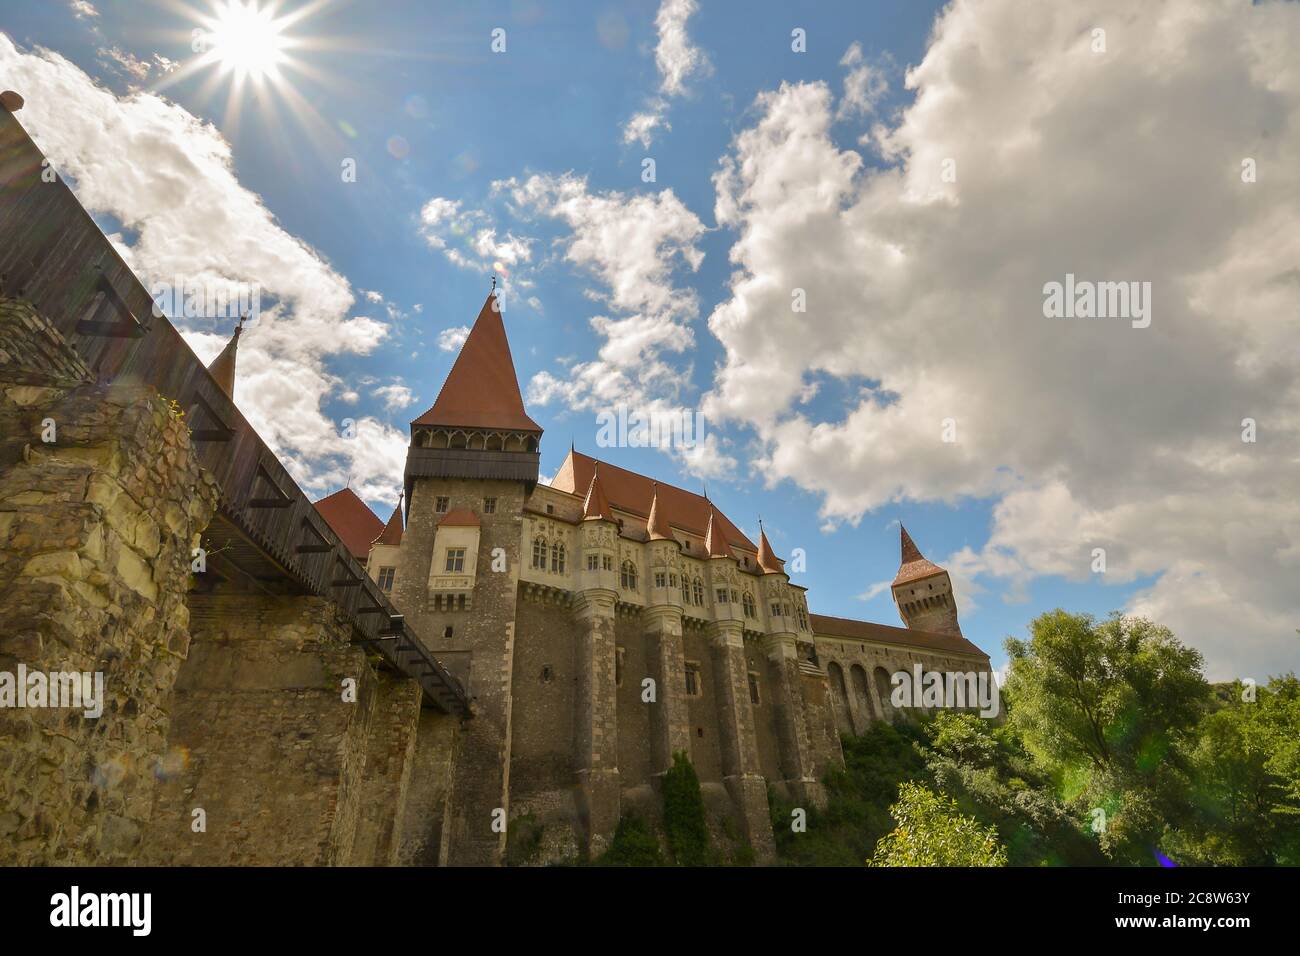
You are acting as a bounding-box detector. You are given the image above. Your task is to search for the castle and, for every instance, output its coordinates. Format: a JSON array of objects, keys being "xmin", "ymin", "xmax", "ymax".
[
  {"xmin": 316, "ymin": 291, "xmax": 992, "ymax": 864},
  {"xmin": 0, "ymin": 90, "xmax": 987, "ymax": 866}
]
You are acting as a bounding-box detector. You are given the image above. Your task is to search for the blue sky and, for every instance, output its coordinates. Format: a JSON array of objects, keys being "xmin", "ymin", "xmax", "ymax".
[{"xmin": 4, "ymin": 0, "xmax": 1298, "ymax": 681}]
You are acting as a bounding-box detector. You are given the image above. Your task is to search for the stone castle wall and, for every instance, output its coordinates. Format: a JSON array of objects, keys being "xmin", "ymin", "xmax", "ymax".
[{"xmin": 0, "ymin": 368, "xmax": 218, "ymax": 863}]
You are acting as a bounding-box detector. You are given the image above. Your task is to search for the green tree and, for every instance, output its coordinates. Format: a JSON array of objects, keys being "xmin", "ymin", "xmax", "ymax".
[
  {"xmin": 662, "ymin": 751, "xmax": 711, "ymax": 866},
  {"xmin": 868, "ymin": 782, "xmax": 1007, "ymax": 867},
  {"xmin": 1003, "ymin": 610, "xmax": 1210, "ymax": 861}
]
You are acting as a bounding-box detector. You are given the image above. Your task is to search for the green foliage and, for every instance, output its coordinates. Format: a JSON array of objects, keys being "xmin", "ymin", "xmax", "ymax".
[
  {"xmin": 1165, "ymin": 677, "xmax": 1300, "ymax": 865},
  {"xmin": 868, "ymin": 782, "xmax": 1007, "ymax": 867},
  {"xmin": 662, "ymin": 751, "xmax": 711, "ymax": 866},
  {"xmin": 1003, "ymin": 610, "xmax": 1210, "ymax": 862},
  {"xmin": 598, "ymin": 815, "xmax": 665, "ymax": 867},
  {"xmin": 771, "ymin": 720, "xmax": 931, "ymax": 866}
]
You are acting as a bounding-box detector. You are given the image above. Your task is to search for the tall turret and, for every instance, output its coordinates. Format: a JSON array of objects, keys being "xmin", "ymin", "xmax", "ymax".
[{"xmin": 890, "ymin": 524, "xmax": 961, "ymax": 636}]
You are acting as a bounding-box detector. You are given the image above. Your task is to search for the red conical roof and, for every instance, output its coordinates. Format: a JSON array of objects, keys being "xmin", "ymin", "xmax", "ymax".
[
  {"xmin": 582, "ymin": 465, "xmax": 614, "ymax": 521},
  {"xmin": 757, "ymin": 522, "xmax": 784, "ymax": 574},
  {"xmin": 411, "ymin": 292, "xmax": 542, "ymax": 433},
  {"xmin": 646, "ymin": 483, "xmax": 673, "ymax": 540},
  {"xmin": 207, "ymin": 321, "xmax": 242, "ymax": 399},
  {"xmin": 704, "ymin": 504, "xmax": 735, "ymax": 559},
  {"xmin": 894, "ymin": 523, "xmax": 944, "ymax": 585},
  {"xmin": 373, "ymin": 500, "xmax": 403, "ymax": 546}
]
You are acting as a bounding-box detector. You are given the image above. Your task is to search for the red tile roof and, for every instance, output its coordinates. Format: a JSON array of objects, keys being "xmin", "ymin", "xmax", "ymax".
[
  {"xmin": 893, "ymin": 523, "xmax": 945, "ymax": 585},
  {"xmin": 373, "ymin": 501, "xmax": 403, "ymax": 547},
  {"xmin": 313, "ymin": 488, "xmax": 384, "ymax": 561},
  {"xmin": 810, "ymin": 613, "xmax": 987, "ymax": 659},
  {"xmin": 757, "ymin": 523, "xmax": 784, "ymax": 574},
  {"xmin": 551, "ymin": 449, "xmax": 757, "ymax": 552},
  {"xmin": 704, "ymin": 504, "xmax": 735, "ymax": 559},
  {"xmin": 646, "ymin": 483, "xmax": 672, "ymax": 540},
  {"xmin": 438, "ymin": 507, "xmax": 480, "ymax": 528},
  {"xmin": 206, "ymin": 322, "xmax": 242, "ymax": 399},
  {"xmin": 411, "ymin": 292, "xmax": 542, "ymax": 433},
  {"xmin": 582, "ymin": 466, "xmax": 614, "ymax": 521}
]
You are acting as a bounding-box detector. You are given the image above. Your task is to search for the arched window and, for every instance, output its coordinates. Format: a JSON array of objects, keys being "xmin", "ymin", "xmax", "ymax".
[
  {"xmin": 532, "ymin": 536, "xmax": 546, "ymax": 570},
  {"xmin": 742, "ymin": 592, "xmax": 756, "ymax": 618},
  {"xmin": 620, "ymin": 560, "xmax": 638, "ymax": 591},
  {"xmin": 552, "ymin": 542, "xmax": 566, "ymax": 574},
  {"xmin": 692, "ymin": 577, "xmax": 704, "ymax": 606}
]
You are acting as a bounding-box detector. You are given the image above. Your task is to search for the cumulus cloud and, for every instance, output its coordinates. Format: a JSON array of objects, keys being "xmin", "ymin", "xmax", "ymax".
[
  {"xmin": 499, "ymin": 171, "xmax": 728, "ymax": 475},
  {"xmin": 419, "ymin": 195, "xmax": 533, "ymax": 288},
  {"xmin": 703, "ymin": 0, "xmax": 1300, "ymax": 680},
  {"xmin": 0, "ymin": 35, "xmax": 406, "ymax": 505},
  {"xmin": 622, "ymin": 0, "xmax": 712, "ymax": 147},
  {"xmin": 373, "ymin": 383, "xmax": 415, "ymax": 411},
  {"xmin": 437, "ymin": 325, "xmax": 470, "ymax": 352},
  {"xmin": 69, "ymin": 0, "xmax": 98, "ymax": 19}
]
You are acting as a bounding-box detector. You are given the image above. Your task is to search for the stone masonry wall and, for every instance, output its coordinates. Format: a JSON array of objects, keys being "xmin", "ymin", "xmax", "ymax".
[
  {"xmin": 0, "ymin": 373, "xmax": 218, "ymax": 864},
  {"xmin": 143, "ymin": 592, "xmax": 379, "ymax": 866}
]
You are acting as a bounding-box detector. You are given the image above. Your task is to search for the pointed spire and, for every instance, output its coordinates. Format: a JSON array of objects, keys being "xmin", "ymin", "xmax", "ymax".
[
  {"xmin": 646, "ymin": 482, "xmax": 672, "ymax": 540},
  {"xmin": 373, "ymin": 494, "xmax": 404, "ymax": 546},
  {"xmin": 582, "ymin": 464, "xmax": 614, "ymax": 522},
  {"xmin": 704, "ymin": 503, "xmax": 734, "ymax": 559},
  {"xmin": 757, "ymin": 519, "xmax": 783, "ymax": 574},
  {"xmin": 900, "ymin": 523, "xmax": 924, "ymax": 563},
  {"xmin": 894, "ymin": 523, "xmax": 943, "ymax": 585},
  {"xmin": 207, "ymin": 313, "xmax": 246, "ymax": 399},
  {"xmin": 411, "ymin": 292, "xmax": 542, "ymax": 432}
]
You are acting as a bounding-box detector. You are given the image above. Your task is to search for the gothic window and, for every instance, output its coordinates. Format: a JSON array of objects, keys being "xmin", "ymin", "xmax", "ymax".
[
  {"xmin": 716, "ymin": 588, "xmax": 728, "ymax": 605},
  {"xmin": 748, "ymin": 672, "xmax": 761, "ymax": 706},
  {"xmin": 602, "ymin": 555, "xmax": 613, "ymax": 571},
  {"xmin": 669, "ymin": 573, "xmax": 677, "ymax": 588},
  {"xmin": 771, "ymin": 601, "xmax": 782, "ymax": 618},
  {"xmin": 654, "ymin": 571, "xmax": 667, "ymax": 588},
  {"xmin": 796, "ymin": 602, "xmax": 809, "ymax": 630},
  {"xmin": 730, "ymin": 589, "xmax": 739, "ymax": 603},
  {"xmin": 684, "ymin": 662, "xmax": 702, "ymax": 698},
  {"xmin": 620, "ymin": 560, "xmax": 638, "ymax": 591},
  {"xmin": 483, "ymin": 497, "xmax": 497, "ymax": 514},
  {"xmin": 587, "ymin": 554, "xmax": 599, "ymax": 571},
  {"xmin": 532, "ymin": 536, "xmax": 546, "ymax": 570},
  {"xmin": 742, "ymin": 592, "xmax": 756, "ymax": 618},
  {"xmin": 376, "ymin": 567, "xmax": 395, "ymax": 592},
  {"xmin": 445, "ymin": 548, "xmax": 465, "ymax": 573},
  {"xmin": 551, "ymin": 542, "xmax": 566, "ymax": 573},
  {"xmin": 692, "ymin": 578, "xmax": 704, "ymax": 606},
  {"xmin": 681, "ymin": 577, "xmax": 691, "ymax": 604},
  {"xmin": 435, "ymin": 496, "xmax": 449, "ymax": 513}
]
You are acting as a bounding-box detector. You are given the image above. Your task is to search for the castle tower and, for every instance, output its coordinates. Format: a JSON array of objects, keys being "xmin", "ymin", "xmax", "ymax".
[
  {"xmin": 891, "ymin": 525, "xmax": 962, "ymax": 636},
  {"xmin": 392, "ymin": 290, "xmax": 541, "ymax": 866},
  {"xmin": 206, "ymin": 315, "xmax": 244, "ymax": 399}
]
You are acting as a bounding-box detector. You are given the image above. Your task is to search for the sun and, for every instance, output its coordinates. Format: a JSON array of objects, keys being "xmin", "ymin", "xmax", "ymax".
[{"xmin": 200, "ymin": 0, "xmax": 289, "ymax": 82}]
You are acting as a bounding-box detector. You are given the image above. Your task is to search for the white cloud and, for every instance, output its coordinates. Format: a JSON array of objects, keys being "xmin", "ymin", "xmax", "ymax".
[
  {"xmin": 837, "ymin": 42, "xmax": 889, "ymax": 120},
  {"xmin": 69, "ymin": 0, "xmax": 98, "ymax": 19},
  {"xmin": 503, "ymin": 171, "xmax": 730, "ymax": 478},
  {"xmin": 438, "ymin": 325, "xmax": 470, "ymax": 352},
  {"xmin": 0, "ymin": 35, "xmax": 405, "ymax": 505},
  {"xmin": 703, "ymin": 0, "xmax": 1300, "ymax": 680},
  {"xmin": 373, "ymin": 383, "xmax": 415, "ymax": 411},
  {"xmin": 621, "ymin": 0, "xmax": 712, "ymax": 147}
]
